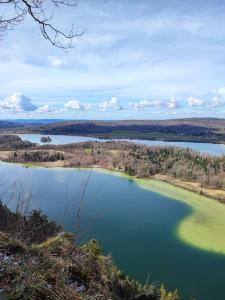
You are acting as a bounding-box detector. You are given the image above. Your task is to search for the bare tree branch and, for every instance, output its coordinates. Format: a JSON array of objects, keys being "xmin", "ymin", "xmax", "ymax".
[{"xmin": 0, "ymin": 0, "xmax": 87, "ymax": 48}]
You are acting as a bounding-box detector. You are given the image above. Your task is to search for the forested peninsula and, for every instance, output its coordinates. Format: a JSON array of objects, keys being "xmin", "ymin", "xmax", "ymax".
[{"xmin": 1, "ymin": 134, "xmax": 225, "ymax": 202}]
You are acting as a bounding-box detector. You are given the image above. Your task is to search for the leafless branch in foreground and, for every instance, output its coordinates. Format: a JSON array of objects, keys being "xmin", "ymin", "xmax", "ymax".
[
  {"xmin": 0, "ymin": 0, "xmax": 87, "ymax": 48},
  {"xmin": 75, "ymin": 170, "xmax": 93, "ymax": 230}
]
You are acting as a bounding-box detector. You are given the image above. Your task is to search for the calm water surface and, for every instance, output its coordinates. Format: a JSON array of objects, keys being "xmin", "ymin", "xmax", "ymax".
[
  {"xmin": 18, "ymin": 133, "xmax": 225, "ymax": 156},
  {"xmin": 1, "ymin": 162, "xmax": 225, "ymax": 300}
]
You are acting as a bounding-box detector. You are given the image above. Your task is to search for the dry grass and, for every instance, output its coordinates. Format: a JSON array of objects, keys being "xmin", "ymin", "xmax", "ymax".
[
  {"xmin": 153, "ymin": 174, "xmax": 225, "ymax": 203},
  {"xmin": 0, "ymin": 231, "xmax": 181, "ymax": 300}
]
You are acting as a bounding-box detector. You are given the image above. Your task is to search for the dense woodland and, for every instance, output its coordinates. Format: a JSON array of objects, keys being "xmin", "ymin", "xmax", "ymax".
[
  {"xmin": 0, "ymin": 135, "xmax": 35, "ymax": 150},
  {"xmin": 17, "ymin": 150, "xmax": 64, "ymax": 162}
]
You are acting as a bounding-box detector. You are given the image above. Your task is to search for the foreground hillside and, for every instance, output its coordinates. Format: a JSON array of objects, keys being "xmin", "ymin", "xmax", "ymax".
[
  {"xmin": 0, "ymin": 203, "xmax": 180, "ymax": 300},
  {"xmin": 2, "ymin": 118, "xmax": 225, "ymax": 143}
]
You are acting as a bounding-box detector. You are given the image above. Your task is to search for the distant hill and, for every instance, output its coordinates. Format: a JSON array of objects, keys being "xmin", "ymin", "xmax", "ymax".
[
  {"xmin": 7, "ymin": 119, "xmax": 66, "ymax": 125},
  {"xmin": 0, "ymin": 119, "xmax": 66, "ymax": 129},
  {"xmin": 0, "ymin": 120, "xmax": 25, "ymax": 129},
  {"xmin": 2, "ymin": 118, "xmax": 225, "ymax": 143}
]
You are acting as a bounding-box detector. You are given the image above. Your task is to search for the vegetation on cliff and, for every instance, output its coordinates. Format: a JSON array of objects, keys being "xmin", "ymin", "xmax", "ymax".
[{"xmin": 0, "ymin": 203, "xmax": 181, "ymax": 300}]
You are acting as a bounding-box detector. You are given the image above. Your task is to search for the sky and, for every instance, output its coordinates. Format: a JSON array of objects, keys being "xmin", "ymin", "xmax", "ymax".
[{"xmin": 1, "ymin": 0, "xmax": 225, "ymax": 120}]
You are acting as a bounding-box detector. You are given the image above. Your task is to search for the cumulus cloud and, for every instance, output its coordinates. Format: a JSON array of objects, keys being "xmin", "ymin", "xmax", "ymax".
[
  {"xmin": 187, "ymin": 97, "xmax": 205, "ymax": 106},
  {"xmin": 210, "ymin": 87, "xmax": 225, "ymax": 106},
  {"xmin": 64, "ymin": 100, "xmax": 92, "ymax": 111},
  {"xmin": 212, "ymin": 87, "xmax": 225, "ymax": 97},
  {"xmin": 211, "ymin": 97, "xmax": 224, "ymax": 107},
  {"xmin": 129, "ymin": 99, "xmax": 162, "ymax": 110},
  {"xmin": 129, "ymin": 98, "xmax": 181, "ymax": 110},
  {"xmin": 36, "ymin": 105, "xmax": 53, "ymax": 113},
  {"xmin": 99, "ymin": 97, "xmax": 123, "ymax": 111},
  {"xmin": 48, "ymin": 56, "xmax": 64, "ymax": 68},
  {"xmin": 167, "ymin": 97, "xmax": 180, "ymax": 109},
  {"xmin": 0, "ymin": 93, "xmax": 37, "ymax": 112}
]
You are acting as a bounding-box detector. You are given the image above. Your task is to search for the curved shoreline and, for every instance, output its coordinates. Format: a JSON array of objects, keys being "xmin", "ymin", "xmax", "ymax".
[
  {"xmin": 90, "ymin": 167, "xmax": 225, "ymax": 255},
  {"xmin": 1, "ymin": 160, "xmax": 225, "ymax": 256}
]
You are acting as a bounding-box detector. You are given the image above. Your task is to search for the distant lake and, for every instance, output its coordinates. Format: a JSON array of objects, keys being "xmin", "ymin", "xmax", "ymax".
[
  {"xmin": 18, "ymin": 133, "xmax": 225, "ymax": 156},
  {"xmin": 1, "ymin": 162, "xmax": 225, "ymax": 300}
]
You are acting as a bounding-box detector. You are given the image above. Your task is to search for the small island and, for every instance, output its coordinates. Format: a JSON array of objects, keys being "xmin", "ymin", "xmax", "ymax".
[{"xmin": 40, "ymin": 136, "xmax": 52, "ymax": 143}]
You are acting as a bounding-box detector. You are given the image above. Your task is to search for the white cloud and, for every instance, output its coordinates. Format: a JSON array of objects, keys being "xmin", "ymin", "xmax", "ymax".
[
  {"xmin": 212, "ymin": 87, "xmax": 225, "ymax": 97},
  {"xmin": 129, "ymin": 99, "xmax": 162, "ymax": 110},
  {"xmin": 167, "ymin": 97, "xmax": 180, "ymax": 109},
  {"xmin": 48, "ymin": 56, "xmax": 64, "ymax": 68},
  {"xmin": 210, "ymin": 87, "xmax": 225, "ymax": 106},
  {"xmin": 99, "ymin": 97, "xmax": 123, "ymax": 111},
  {"xmin": 64, "ymin": 100, "xmax": 92, "ymax": 111},
  {"xmin": 187, "ymin": 96, "xmax": 205, "ymax": 106},
  {"xmin": 210, "ymin": 96, "xmax": 225, "ymax": 107},
  {"xmin": 129, "ymin": 98, "xmax": 181, "ymax": 110},
  {"xmin": 0, "ymin": 93, "xmax": 37, "ymax": 112},
  {"xmin": 36, "ymin": 105, "xmax": 53, "ymax": 113}
]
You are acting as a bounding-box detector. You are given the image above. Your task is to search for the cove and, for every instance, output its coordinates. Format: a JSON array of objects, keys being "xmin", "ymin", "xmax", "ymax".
[{"xmin": 1, "ymin": 162, "xmax": 225, "ymax": 299}]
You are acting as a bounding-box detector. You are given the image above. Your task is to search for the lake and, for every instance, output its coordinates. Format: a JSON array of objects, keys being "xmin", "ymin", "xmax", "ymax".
[
  {"xmin": 1, "ymin": 162, "xmax": 225, "ymax": 300},
  {"xmin": 18, "ymin": 133, "xmax": 225, "ymax": 156}
]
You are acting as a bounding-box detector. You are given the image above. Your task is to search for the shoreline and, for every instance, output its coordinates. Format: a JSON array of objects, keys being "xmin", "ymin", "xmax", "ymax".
[
  {"xmin": 2, "ymin": 159, "xmax": 225, "ymax": 255},
  {"xmin": 2, "ymin": 154, "xmax": 225, "ymax": 203}
]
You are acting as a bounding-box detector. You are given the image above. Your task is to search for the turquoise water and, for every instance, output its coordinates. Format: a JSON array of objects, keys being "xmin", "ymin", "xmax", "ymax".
[
  {"xmin": 18, "ymin": 133, "xmax": 225, "ymax": 155},
  {"xmin": 1, "ymin": 162, "xmax": 225, "ymax": 299}
]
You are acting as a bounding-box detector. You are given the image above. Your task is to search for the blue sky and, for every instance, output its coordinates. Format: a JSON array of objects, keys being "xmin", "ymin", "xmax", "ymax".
[{"xmin": 1, "ymin": 0, "xmax": 225, "ymax": 119}]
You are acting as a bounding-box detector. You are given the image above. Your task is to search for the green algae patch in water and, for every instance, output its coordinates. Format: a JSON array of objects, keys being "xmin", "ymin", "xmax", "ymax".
[
  {"xmin": 133, "ymin": 178, "xmax": 225, "ymax": 255},
  {"xmin": 93, "ymin": 168, "xmax": 225, "ymax": 255}
]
